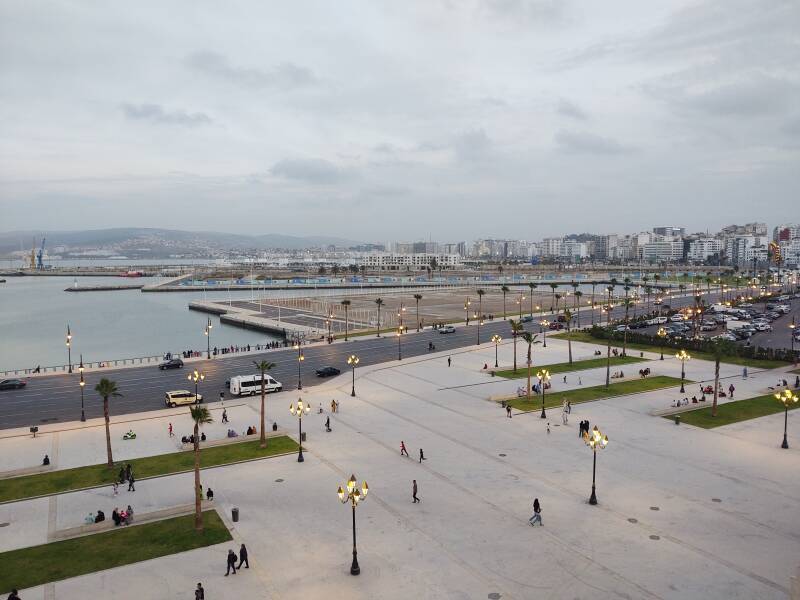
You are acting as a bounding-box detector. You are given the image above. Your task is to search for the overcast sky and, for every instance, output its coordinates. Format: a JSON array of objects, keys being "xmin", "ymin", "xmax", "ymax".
[{"xmin": 1, "ymin": 0, "xmax": 798, "ymax": 242}]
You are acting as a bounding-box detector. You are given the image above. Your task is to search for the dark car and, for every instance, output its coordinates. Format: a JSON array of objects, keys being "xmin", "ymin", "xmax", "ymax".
[
  {"xmin": 316, "ymin": 366, "xmax": 341, "ymax": 377},
  {"xmin": 548, "ymin": 322, "xmax": 564, "ymax": 330},
  {"xmin": 0, "ymin": 378, "xmax": 27, "ymax": 390},
  {"xmin": 158, "ymin": 358, "xmax": 184, "ymax": 370},
  {"xmin": 520, "ymin": 315, "xmax": 534, "ymax": 323}
]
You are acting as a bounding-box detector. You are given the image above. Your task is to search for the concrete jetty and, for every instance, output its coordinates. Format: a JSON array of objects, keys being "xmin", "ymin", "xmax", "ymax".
[{"xmin": 189, "ymin": 300, "xmax": 323, "ymax": 339}]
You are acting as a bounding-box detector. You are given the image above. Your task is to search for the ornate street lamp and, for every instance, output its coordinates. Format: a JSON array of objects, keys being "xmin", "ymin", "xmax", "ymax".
[
  {"xmin": 204, "ymin": 317, "xmax": 213, "ymax": 359},
  {"xmin": 293, "ymin": 341, "xmax": 305, "ymax": 390},
  {"xmin": 675, "ymin": 350, "xmax": 690, "ymax": 393},
  {"xmin": 539, "ymin": 319, "xmax": 549, "ymax": 348},
  {"xmin": 78, "ymin": 355, "xmax": 86, "ymax": 422},
  {"xmin": 347, "ymin": 354, "xmax": 359, "ymax": 397},
  {"xmin": 536, "ymin": 369, "xmax": 550, "ymax": 419},
  {"xmin": 657, "ymin": 327, "xmax": 667, "ymax": 360},
  {"xmin": 774, "ymin": 389, "xmax": 798, "ymax": 449},
  {"xmin": 187, "ymin": 369, "xmax": 205, "ymax": 399},
  {"xmin": 584, "ymin": 425, "xmax": 608, "ymax": 505},
  {"xmin": 790, "ymin": 317, "xmax": 796, "ymax": 366},
  {"xmin": 66, "ymin": 325, "xmax": 73, "ymax": 373},
  {"xmin": 464, "ymin": 298, "xmax": 471, "ymax": 326},
  {"xmin": 491, "ymin": 334, "xmax": 502, "ymax": 368},
  {"xmin": 337, "ymin": 474, "xmax": 369, "ymax": 575},
  {"xmin": 289, "ymin": 399, "xmax": 311, "ymax": 462}
]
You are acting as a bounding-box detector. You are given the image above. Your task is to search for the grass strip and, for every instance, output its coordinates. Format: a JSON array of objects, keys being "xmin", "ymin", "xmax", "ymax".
[
  {"xmin": 0, "ymin": 510, "xmax": 231, "ymax": 594},
  {"xmin": 552, "ymin": 330, "xmax": 789, "ymax": 369},
  {"xmin": 668, "ymin": 393, "xmax": 800, "ymax": 429},
  {"xmin": 503, "ymin": 376, "xmax": 686, "ymax": 412},
  {"xmin": 0, "ymin": 436, "xmax": 298, "ymax": 504},
  {"xmin": 493, "ymin": 355, "xmax": 646, "ymax": 379}
]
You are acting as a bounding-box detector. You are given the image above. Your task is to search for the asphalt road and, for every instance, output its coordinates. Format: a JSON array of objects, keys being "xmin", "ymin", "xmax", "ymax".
[{"xmin": 0, "ymin": 288, "xmax": 773, "ymax": 430}]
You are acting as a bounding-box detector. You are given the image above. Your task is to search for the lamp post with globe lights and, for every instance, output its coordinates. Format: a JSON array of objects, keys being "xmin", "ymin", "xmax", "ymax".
[
  {"xmin": 78, "ymin": 355, "xmax": 86, "ymax": 422},
  {"xmin": 584, "ymin": 425, "xmax": 608, "ymax": 505},
  {"xmin": 491, "ymin": 334, "xmax": 502, "ymax": 368},
  {"xmin": 289, "ymin": 399, "xmax": 311, "ymax": 462},
  {"xmin": 347, "ymin": 354, "xmax": 359, "ymax": 397},
  {"xmin": 676, "ymin": 350, "xmax": 690, "ymax": 393},
  {"xmin": 337, "ymin": 474, "xmax": 369, "ymax": 575},
  {"xmin": 657, "ymin": 327, "xmax": 667, "ymax": 360},
  {"xmin": 774, "ymin": 389, "xmax": 798, "ymax": 449},
  {"xmin": 536, "ymin": 369, "xmax": 550, "ymax": 419}
]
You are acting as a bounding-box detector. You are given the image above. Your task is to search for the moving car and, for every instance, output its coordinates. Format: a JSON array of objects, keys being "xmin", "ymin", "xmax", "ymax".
[
  {"xmin": 158, "ymin": 358, "xmax": 184, "ymax": 370},
  {"xmin": 0, "ymin": 378, "xmax": 27, "ymax": 390},
  {"xmin": 316, "ymin": 366, "xmax": 341, "ymax": 377},
  {"xmin": 520, "ymin": 315, "xmax": 534, "ymax": 323},
  {"xmin": 646, "ymin": 316, "xmax": 668, "ymax": 325},
  {"xmin": 438, "ymin": 325, "xmax": 456, "ymax": 334},
  {"xmin": 548, "ymin": 322, "xmax": 564, "ymax": 330},
  {"xmin": 669, "ymin": 314, "xmax": 686, "ymax": 322},
  {"xmin": 165, "ymin": 390, "xmax": 202, "ymax": 407},
  {"xmin": 229, "ymin": 374, "xmax": 283, "ymax": 396}
]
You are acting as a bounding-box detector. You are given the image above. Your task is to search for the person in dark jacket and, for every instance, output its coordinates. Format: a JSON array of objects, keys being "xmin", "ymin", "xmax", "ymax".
[
  {"xmin": 195, "ymin": 583, "xmax": 204, "ymax": 599},
  {"xmin": 225, "ymin": 549, "xmax": 237, "ymax": 575},
  {"xmin": 127, "ymin": 474, "xmax": 135, "ymax": 492},
  {"xmin": 7, "ymin": 588, "xmax": 20, "ymax": 600},
  {"xmin": 237, "ymin": 544, "xmax": 249, "ymax": 569}
]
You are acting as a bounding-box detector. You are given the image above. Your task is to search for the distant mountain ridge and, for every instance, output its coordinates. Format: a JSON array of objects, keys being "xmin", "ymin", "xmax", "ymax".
[{"xmin": 0, "ymin": 228, "xmax": 363, "ymax": 254}]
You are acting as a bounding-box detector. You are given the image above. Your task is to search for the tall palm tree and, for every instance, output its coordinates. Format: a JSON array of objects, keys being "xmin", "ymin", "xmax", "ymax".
[
  {"xmin": 527, "ymin": 282, "xmax": 537, "ymax": 316},
  {"xmin": 190, "ymin": 405, "xmax": 213, "ymax": 532},
  {"xmin": 554, "ymin": 293, "xmax": 562, "ymax": 313},
  {"xmin": 413, "ymin": 294, "xmax": 423, "ymax": 331},
  {"xmin": 590, "ymin": 282, "xmax": 597, "ymax": 325},
  {"xmin": 708, "ymin": 339, "xmax": 735, "ymax": 417},
  {"xmin": 95, "ymin": 378, "xmax": 121, "ymax": 468},
  {"xmin": 574, "ymin": 291, "xmax": 583, "ymax": 327},
  {"xmin": 253, "ymin": 360, "xmax": 276, "ymax": 448},
  {"xmin": 520, "ymin": 331, "xmax": 540, "ymax": 399},
  {"xmin": 476, "ymin": 288, "xmax": 485, "ymax": 320},
  {"xmin": 509, "ymin": 319, "xmax": 523, "ymax": 372},
  {"xmin": 341, "ymin": 299, "xmax": 351, "ymax": 340},
  {"xmin": 374, "ymin": 297, "xmax": 384, "ymax": 337},
  {"xmin": 620, "ymin": 297, "xmax": 634, "ymax": 357},
  {"xmin": 605, "ymin": 285, "xmax": 614, "ymax": 388},
  {"xmin": 500, "ymin": 285, "xmax": 510, "ymax": 320},
  {"xmin": 563, "ymin": 309, "xmax": 574, "ymax": 364},
  {"xmin": 549, "ymin": 283, "xmax": 558, "ymax": 313}
]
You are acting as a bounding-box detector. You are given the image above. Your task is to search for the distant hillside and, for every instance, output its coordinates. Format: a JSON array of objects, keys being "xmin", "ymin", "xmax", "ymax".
[{"xmin": 0, "ymin": 228, "xmax": 363, "ymax": 254}]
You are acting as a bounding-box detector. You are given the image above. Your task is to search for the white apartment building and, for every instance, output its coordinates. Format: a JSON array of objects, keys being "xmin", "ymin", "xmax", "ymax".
[
  {"xmin": 640, "ymin": 240, "xmax": 684, "ymax": 263},
  {"xmin": 725, "ymin": 235, "xmax": 768, "ymax": 266},
  {"xmin": 540, "ymin": 237, "xmax": 563, "ymax": 257},
  {"xmin": 359, "ymin": 253, "xmax": 461, "ymax": 271},
  {"xmin": 687, "ymin": 238, "xmax": 722, "ymax": 262},
  {"xmin": 780, "ymin": 239, "xmax": 800, "ymax": 267},
  {"xmin": 560, "ymin": 240, "xmax": 589, "ymax": 260}
]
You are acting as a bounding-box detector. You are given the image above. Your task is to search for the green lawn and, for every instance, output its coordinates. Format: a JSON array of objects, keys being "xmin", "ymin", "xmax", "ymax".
[
  {"xmin": 503, "ymin": 375, "xmax": 686, "ymax": 412},
  {"xmin": 552, "ymin": 330, "xmax": 789, "ymax": 369},
  {"xmin": 0, "ymin": 436, "xmax": 298, "ymax": 504},
  {"xmin": 0, "ymin": 510, "xmax": 231, "ymax": 594},
  {"xmin": 494, "ymin": 355, "xmax": 646, "ymax": 379},
  {"xmin": 669, "ymin": 393, "xmax": 800, "ymax": 429}
]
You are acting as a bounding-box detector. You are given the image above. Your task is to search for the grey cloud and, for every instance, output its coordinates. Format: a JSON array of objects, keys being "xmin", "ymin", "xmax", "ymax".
[
  {"xmin": 270, "ymin": 158, "xmax": 351, "ymax": 184},
  {"xmin": 556, "ymin": 99, "xmax": 588, "ymax": 120},
  {"xmin": 121, "ymin": 103, "xmax": 212, "ymax": 126},
  {"xmin": 185, "ymin": 51, "xmax": 316, "ymax": 90},
  {"xmin": 554, "ymin": 130, "xmax": 632, "ymax": 155},
  {"xmin": 453, "ymin": 128, "xmax": 491, "ymax": 162},
  {"xmin": 479, "ymin": 0, "xmax": 566, "ymax": 23}
]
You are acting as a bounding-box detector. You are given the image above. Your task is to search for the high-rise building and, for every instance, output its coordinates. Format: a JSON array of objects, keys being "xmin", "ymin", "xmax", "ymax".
[{"xmin": 652, "ymin": 226, "xmax": 686, "ymax": 237}]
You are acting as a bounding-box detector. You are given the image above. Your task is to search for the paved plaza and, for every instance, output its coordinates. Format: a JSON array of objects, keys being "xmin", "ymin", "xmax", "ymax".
[{"xmin": 1, "ymin": 336, "xmax": 798, "ymax": 599}]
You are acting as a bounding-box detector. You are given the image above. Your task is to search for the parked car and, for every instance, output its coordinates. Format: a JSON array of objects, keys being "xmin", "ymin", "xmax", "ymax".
[
  {"xmin": 164, "ymin": 390, "xmax": 202, "ymax": 407},
  {"xmin": 315, "ymin": 366, "xmax": 341, "ymax": 377},
  {"xmin": 700, "ymin": 323, "xmax": 717, "ymax": 331},
  {"xmin": 615, "ymin": 325, "xmax": 630, "ymax": 332},
  {"xmin": 548, "ymin": 322, "xmax": 564, "ymax": 330},
  {"xmin": 670, "ymin": 314, "xmax": 686, "ymax": 322},
  {"xmin": 754, "ymin": 323, "xmax": 772, "ymax": 331},
  {"xmin": 520, "ymin": 315, "xmax": 534, "ymax": 323},
  {"xmin": 438, "ymin": 325, "xmax": 456, "ymax": 334},
  {"xmin": 0, "ymin": 378, "xmax": 27, "ymax": 390},
  {"xmin": 712, "ymin": 333, "xmax": 737, "ymax": 341},
  {"xmin": 646, "ymin": 316, "xmax": 668, "ymax": 325},
  {"xmin": 158, "ymin": 358, "xmax": 184, "ymax": 370}
]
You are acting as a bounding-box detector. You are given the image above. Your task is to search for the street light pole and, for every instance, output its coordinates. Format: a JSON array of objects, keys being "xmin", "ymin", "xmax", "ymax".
[
  {"xmin": 584, "ymin": 425, "xmax": 608, "ymax": 505},
  {"xmin": 289, "ymin": 399, "xmax": 310, "ymax": 462},
  {"xmin": 338, "ymin": 474, "xmax": 368, "ymax": 576},
  {"xmin": 657, "ymin": 327, "xmax": 667, "ymax": 360},
  {"xmin": 537, "ymin": 369, "xmax": 550, "ymax": 419},
  {"xmin": 774, "ymin": 390, "xmax": 798, "ymax": 449},
  {"xmin": 294, "ymin": 342, "xmax": 304, "ymax": 390},
  {"xmin": 790, "ymin": 317, "xmax": 796, "ymax": 366},
  {"xmin": 492, "ymin": 334, "xmax": 501, "ymax": 368},
  {"xmin": 476, "ymin": 313, "xmax": 482, "ymax": 345},
  {"xmin": 348, "ymin": 354, "xmax": 359, "ymax": 397},
  {"xmin": 464, "ymin": 298, "xmax": 471, "ymax": 326},
  {"xmin": 66, "ymin": 325, "xmax": 72, "ymax": 373},
  {"xmin": 187, "ymin": 369, "xmax": 205, "ymax": 399},
  {"xmin": 79, "ymin": 355, "xmax": 86, "ymax": 422},
  {"xmin": 676, "ymin": 350, "xmax": 690, "ymax": 394},
  {"xmin": 539, "ymin": 320, "xmax": 549, "ymax": 348},
  {"xmin": 204, "ymin": 318, "xmax": 213, "ymax": 359}
]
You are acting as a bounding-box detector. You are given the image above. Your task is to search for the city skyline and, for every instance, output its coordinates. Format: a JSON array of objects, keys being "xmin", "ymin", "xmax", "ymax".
[{"xmin": 1, "ymin": 1, "xmax": 798, "ymax": 238}]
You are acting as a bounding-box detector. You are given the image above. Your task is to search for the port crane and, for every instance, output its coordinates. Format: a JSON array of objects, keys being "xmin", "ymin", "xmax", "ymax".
[{"xmin": 36, "ymin": 237, "xmax": 46, "ymax": 270}]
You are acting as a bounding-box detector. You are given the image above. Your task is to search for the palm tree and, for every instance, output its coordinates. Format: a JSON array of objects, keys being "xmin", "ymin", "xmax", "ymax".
[
  {"xmin": 95, "ymin": 378, "xmax": 121, "ymax": 468},
  {"xmin": 549, "ymin": 283, "xmax": 558, "ymax": 313},
  {"xmin": 253, "ymin": 360, "xmax": 276, "ymax": 448},
  {"xmin": 574, "ymin": 291, "xmax": 583, "ymax": 327},
  {"xmin": 527, "ymin": 282, "xmax": 537, "ymax": 316},
  {"xmin": 605, "ymin": 285, "xmax": 615, "ymax": 388},
  {"xmin": 509, "ymin": 319, "xmax": 523, "ymax": 372},
  {"xmin": 500, "ymin": 285, "xmax": 510, "ymax": 320},
  {"xmin": 554, "ymin": 293, "xmax": 562, "ymax": 313},
  {"xmin": 476, "ymin": 288, "xmax": 485, "ymax": 320},
  {"xmin": 563, "ymin": 309, "xmax": 574, "ymax": 364},
  {"xmin": 590, "ymin": 282, "xmax": 597, "ymax": 325},
  {"xmin": 708, "ymin": 339, "xmax": 736, "ymax": 417},
  {"xmin": 413, "ymin": 294, "xmax": 423, "ymax": 331},
  {"xmin": 520, "ymin": 331, "xmax": 540, "ymax": 399},
  {"xmin": 374, "ymin": 298, "xmax": 384, "ymax": 337},
  {"xmin": 190, "ymin": 405, "xmax": 213, "ymax": 532},
  {"xmin": 341, "ymin": 299, "xmax": 351, "ymax": 340}
]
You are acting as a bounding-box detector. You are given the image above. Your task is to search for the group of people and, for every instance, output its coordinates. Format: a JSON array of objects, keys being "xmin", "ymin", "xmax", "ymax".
[
  {"xmin": 578, "ymin": 420, "xmax": 592, "ymax": 438},
  {"xmin": 181, "ymin": 432, "xmax": 207, "ymax": 444},
  {"xmin": 400, "ymin": 440, "xmax": 426, "ymax": 464},
  {"xmin": 85, "ymin": 509, "xmax": 105, "ymax": 523},
  {"xmin": 225, "ymin": 544, "xmax": 249, "ymax": 576},
  {"xmin": 117, "ymin": 463, "xmax": 136, "ymax": 492},
  {"xmin": 111, "ymin": 505, "xmax": 134, "ymax": 526},
  {"xmin": 610, "ymin": 370, "xmax": 625, "ymax": 379}
]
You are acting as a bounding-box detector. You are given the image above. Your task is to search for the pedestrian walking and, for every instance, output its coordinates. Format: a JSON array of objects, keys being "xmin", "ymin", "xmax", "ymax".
[
  {"xmin": 125, "ymin": 463, "xmax": 132, "ymax": 482},
  {"xmin": 506, "ymin": 405, "xmax": 512, "ymax": 418},
  {"xmin": 546, "ymin": 422, "xmax": 550, "ymax": 434},
  {"xmin": 529, "ymin": 498, "xmax": 543, "ymax": 526},
  {"xmin": 447, "ymin": 356, "xmax": 451, "ymax": 367},
  {"xmin": 562, "ymin": 407, "xmax": 568, "ymax": 425},
  {"xmin": 206, "ymin": 487, "xmax": 214, "ymax": 501},
  {"xmin": 419, "ymin": 448, "xmax": 426, "ymax": 462},
  {"xmin": 578, "ymin": 377, "xmax": 582, "ymax": 386},
  {"xmin": 728, "ymin": 384, "xmax": 735, "ymax": 399},
  {"xmin": 325, "ymin": 416, "xmax": 331, "ymax": 432},
  {"xmin": 127, "ymin": 474, "xmax": 135, "ymax": 492},
  {"xmin": 400, "ymin": 441, "xmax": 409, "ymax": 457},
  {"xmin": 195, "ymin": 583, "xmax": 205, "ymax": 600},
  {"xmin": 225, "ymin": 549, "xmax": 238, "ymax": 576},
  {"xmin": 118, "ymin": 466, "xmax": 125, "ymax": 484},
  {"xmin": 579, "ymin": 420, "xmax": 584, "ymax": 438},
  {"xmin": 563, "ymin": 375, "xmax": 567, "ymax": 384},
  {"xmin": 222, "ymin": 409, "xmax": 228, "ymax": 424},
  {"xmin": 331, "ymin": 399, "xmax": 336, "ymax": 413},
  {"xmin": 237, "ymin": 544, "xmax": 249, "ymax": 569},
  {"xmin": 567, "ymin": 400, "xmax": 572, "ymax": 413},
  {"xmin": 742, "ymin": 367, "xmax": 748, "ymax": 379},
  {"xmin": 112, "ymin": 482, "xmax": 118, "ymax": 496},
  {"xmin": 412, "ymin": 479, "xmax": 420, "ymax": 503},
  {"xmin": 7, "ymin": 589, "xmax": 20, "ymax": 600},
  {"xmin": 168, "ymin": 422, "xmax": 174, "ymax": 437}
]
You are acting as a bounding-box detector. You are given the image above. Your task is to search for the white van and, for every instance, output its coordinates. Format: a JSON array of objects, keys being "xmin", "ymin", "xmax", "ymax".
[{"xmin": 229, "ymin": 374, "xmax": 283, "ymax": 396}]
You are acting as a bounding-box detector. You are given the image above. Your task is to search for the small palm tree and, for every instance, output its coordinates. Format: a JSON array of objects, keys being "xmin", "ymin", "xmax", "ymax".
[
  {"xmin": 527, "ymin": 282, "xmax": 537, "ymax": 316},
  {"xmin": 374, "ymin": 297, "xmax": 384, "ymax": 337},
  {"xmin": 509, "ymin": 319, "xmax": 523, "ymax": 372},
  {"xmin": 413, "ymin": 294, "xmax": 423, "ymax": 331},
  {"xmin": 563, "ymin": 309, "xmax": 574, "ymax": 364},
  {"xmin": 574, "ymin": 291, "xmax": 583, "ymax": 327},
  {"xmin": 622, "ymin": 285, "xmax": 632, "ymax": 356},
  {"xmin": 708, "ymin": 338, "xmax": 736, "ymax": 417},
  {"xmin": 549, "ymin": 283, "xmax": 558, "ymax": 312},
  {"xmin": 476, "ymin": 288, "xmax": 485, "ymax": 319},
  {"xmin": 253, "ymin": 360, "xmax": 276, "ymax": 448},
  {"xmin": 520, "ymin": 331, "xmax": 540, "ymax": 398},
  {"xmin": 95, "ymin": 378, "xmax": 121, "ymax": 468},
  {"xmin": 554, "ymin": 293, "xmax": 562, "ymax": 313},
  {"xmin": 500, "ymin": 285, "xmax": 510, "ymax": 320},
  {"xmin": 190, "ymin": 405, "xmax": 213, "ymax": 532},
  {"xmin": 341, "ymin": 299, "xmax": 351, "ymax": 340},
  {"xmin": 605, "ymin": 285, "xmax": 615, "ymax": 388}
]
